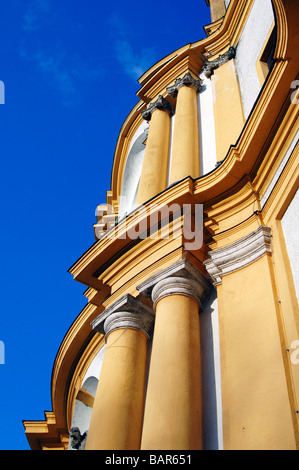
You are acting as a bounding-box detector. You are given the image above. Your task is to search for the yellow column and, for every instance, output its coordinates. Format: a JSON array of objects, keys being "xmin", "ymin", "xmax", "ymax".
[
  {"xmin": 140, "ymin": 272, "xmax": 210, "ymax": 450},
  {"xmin": 167, "ymin": 72, "xmax": 201, "ymax": 185},
  {"xmin": 136, "ymin": 95, "xmax": 173, "ymax": 206},
  {"xmin": 85, "ymin": 295, "xmax": 154, "ymax": 450}
]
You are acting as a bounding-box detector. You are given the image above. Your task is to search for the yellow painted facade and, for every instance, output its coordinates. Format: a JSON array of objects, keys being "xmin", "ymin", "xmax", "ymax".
[{"xmin": 23, "ymin": 0, "xmax": 299, "ymax": 450}]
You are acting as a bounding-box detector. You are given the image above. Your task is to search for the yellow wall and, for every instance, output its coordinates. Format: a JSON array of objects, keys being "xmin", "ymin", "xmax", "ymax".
[
  {"xmin": 218, "ymin": 254, "xmax": 296, "ymax": 449},
  {"xmin": 212, "ymin": 59, "xmax": 245, "ymax": 161}
]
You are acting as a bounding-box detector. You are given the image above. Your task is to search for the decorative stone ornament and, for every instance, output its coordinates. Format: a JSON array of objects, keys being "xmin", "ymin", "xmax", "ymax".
[
  {"xmin": 91, "ymin": 293, "xmax": 155, "ymax": 339},
  {"xmin": 141, "ymin": 95, "xmax": 174, "ymax": 121},
  {"xmin": 137, "ymin": 259, "xmax": 211, "ymax": 308},
  {"xmin": 68, "ymin": 427, "xmax": 87, "ymax": 450},
  {"xmin": 151, "ymin": 276, "xmax": 205, "ymax": 308},
  {"xmin": 166, "ymin": 72, "xmax": 202, "ymax": 97},
  {"xmin": 202, "ymin": 46, "xmax": 236, "ymax": 78},
  {"xmin": 203, "ymin": 225, "xmax": 272, "ymax": 285},
  {"xmin": 103, "ymin": 310, "xmax": 154, "ymax": 339}
]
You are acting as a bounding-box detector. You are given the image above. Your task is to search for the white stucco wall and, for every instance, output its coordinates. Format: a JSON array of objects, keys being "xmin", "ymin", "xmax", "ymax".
[
  {"xmin": 198, "ymin": 74, "xmax": 217, "ymax": 176},
  {"xmin": 82, "ymin": 345, "xmax": 106, "ymax": 383},
  {"xmin": 281, "ymin": 189, "xmax": 299, "ymax": 301},
  {"xmin": 235, "ymin": 0, "xmax": 275, "ymax": 119}
]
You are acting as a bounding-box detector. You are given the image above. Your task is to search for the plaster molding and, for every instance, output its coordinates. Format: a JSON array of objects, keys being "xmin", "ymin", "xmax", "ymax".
[
  {"xmin": 202, "ymin": 46, "xmax": 236, "ymax": 78},
  {"xmin": 166, "ymin": 72, "xmax": 202, "ymax": 98},
  {"xmin": 141, "ymin": 95, "xmax": 174, "ymax": 121},
  {"xmin": 137, "ymin": 258, "xmax": 211, "ymax": 307},
  {"xmin": 151, "ymin": 276, "xmax": 204, "ymax": 308},
  {"xmin": 103, "ymin": 310, "xmax": 154, "ymax": 339},
  {"xmin": 91, "ymin": 293, "xmax": 154, "ymax": 339},
  {"xmin": 204, "ymin": 226, "xmax": 272, "ymax": 285}
]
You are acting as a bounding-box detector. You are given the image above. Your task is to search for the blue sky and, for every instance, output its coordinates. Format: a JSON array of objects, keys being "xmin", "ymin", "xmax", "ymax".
[{"xmin": 0, "ymin": 0, "xmax": 211, "ymax": 450}]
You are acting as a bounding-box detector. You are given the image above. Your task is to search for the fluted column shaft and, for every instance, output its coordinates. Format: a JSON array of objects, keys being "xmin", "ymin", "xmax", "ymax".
[
  {"xmin": 136, "ymin": 95, "xmax": 173, "ymax": 206},
  {"xmin": 85, "ymin": 295, "xmax": 154, "ymax": 450},
  {"xmin": 167, "ymin": 72, "xmax": 201, "ymax": 185}
]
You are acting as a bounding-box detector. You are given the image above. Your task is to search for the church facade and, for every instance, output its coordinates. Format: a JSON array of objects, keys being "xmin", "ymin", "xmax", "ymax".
[{"xmin": 23, "ymin": 0, "xmax": 299, "ymax": 450}]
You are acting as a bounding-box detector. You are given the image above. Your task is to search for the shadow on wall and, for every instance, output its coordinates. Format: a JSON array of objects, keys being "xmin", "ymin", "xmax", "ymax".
[{"xmin": 200, "ymin": 288, "xmax": 222, "ymax": 450}]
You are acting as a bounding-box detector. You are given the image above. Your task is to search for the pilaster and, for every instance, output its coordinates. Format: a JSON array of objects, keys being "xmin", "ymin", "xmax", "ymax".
[{"xmin": 204, "ymin": 225, "xmax": 296, "ymax": 449}]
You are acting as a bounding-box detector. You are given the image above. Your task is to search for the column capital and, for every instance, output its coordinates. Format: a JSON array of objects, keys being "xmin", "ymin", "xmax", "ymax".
[
  {"xmin": 137, "ymin": 259, "xmax": 211, "ymax": 309},
  {"xmin": 202, "ymin": 46, "xmax": 236, "ymax": 79},
  {"xmin": 91, "ymin": 293, "xmax": 155, "ymax": 339},
  {"xmin": 204, "ymin": 225, "xmax": 272, "ymax": 285},
  {"xmin": 151, "ymin": 276, "xmax": 203, "ymax": 308},
  {"xmin": 141, "ymin": 95, "xmax": 174, "ymax": 121},
  {"xmin": 166, "ymin": 72, "xmax": 202, "ymax": 98}
]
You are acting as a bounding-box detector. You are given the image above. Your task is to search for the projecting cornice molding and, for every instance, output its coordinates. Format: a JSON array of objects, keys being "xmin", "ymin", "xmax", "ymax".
[
  {"xmin": 166, "ymin": 72, "xmax": 202, "ymax": 97},
  {"xmin": 91, "ymin": 293, "xmax": 155, "ymax": 339},
  {"xmin": 204, "ymin": 226, "xmax": 272, "ymax": 285},
  {"xmin": 141, "ymin": 95, "xmax": 174, "ymax": 121},
  {"xmin": 202, "ymin": 46, "xmax": 236, "ymax": 78}
]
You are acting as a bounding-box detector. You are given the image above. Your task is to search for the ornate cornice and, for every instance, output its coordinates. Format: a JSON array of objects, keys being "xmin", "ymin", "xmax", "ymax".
[
  {"xmin": 141, "ymin": 95, "xmax": 174, "ymax": 121},
  {"xmin": 166, "ymin": 72, "xmax": 202, "ymax": 98},
  {"xmin": 91, "ymin": 293, "xmax": 155, "ymax": 339},
  {"xmin": 204, "ymin": 226, "xmax": 272, "ymax": 285},
  {"xmin": 202, "ymin": 46, "xmax": 236, "ymax": 78}
]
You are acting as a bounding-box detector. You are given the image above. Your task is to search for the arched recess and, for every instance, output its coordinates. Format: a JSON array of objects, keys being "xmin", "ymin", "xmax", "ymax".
[
  {"xmin": 118, "ymin": 124, "xmax": 148, "ymax": 220},
  {"xmin": 68, "ymin": 375, "xmax": 98, "ymax": 447},
  {"xmin": 82, "ymin": 376, "xmax": 98, "ymax": 397}
]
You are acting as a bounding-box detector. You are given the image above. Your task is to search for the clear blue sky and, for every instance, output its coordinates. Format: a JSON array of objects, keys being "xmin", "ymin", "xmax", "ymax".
[{"xmin": 0, "ymin": 0, "xmax": 211, "ymax": 450}]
